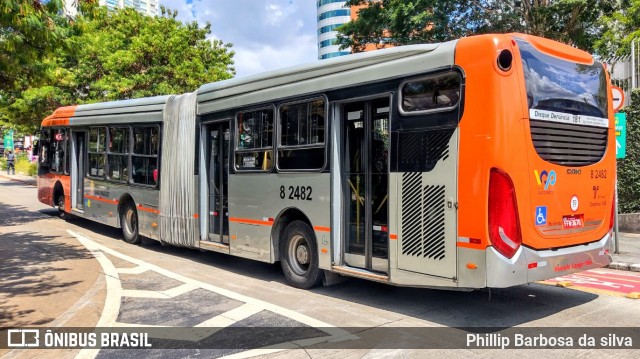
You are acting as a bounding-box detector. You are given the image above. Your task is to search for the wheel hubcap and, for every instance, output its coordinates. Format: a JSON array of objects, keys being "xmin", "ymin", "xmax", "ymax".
[
  {"xmin": 296, "ymin": 245, "xmax": 309, "ymax": 265},
  {"xmin": 124, "ymin": 209, "xmax": 136, "ymax": 236},
  {"xmin": 289, "ymin": 234, "xmax": 310, "ymax": 275}
]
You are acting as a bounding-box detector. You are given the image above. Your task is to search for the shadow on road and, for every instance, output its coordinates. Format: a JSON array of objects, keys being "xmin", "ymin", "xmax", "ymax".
[
  {"xmin": 0, "ymin": 205, "xmax": 93, "ymax": 326},
  {"xmin": 62, "ymin": 215, "xmax": 600, "ymax": 329}
]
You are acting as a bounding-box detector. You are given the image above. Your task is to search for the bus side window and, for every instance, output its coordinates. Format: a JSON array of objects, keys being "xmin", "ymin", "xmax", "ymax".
[
  {"xmin": 277, "ymin": 98, "xmax": 326, "ymax": 171},
  {"xmin": 235, "ymin": 108, "xmax": 274, "ymax": 171},
  {"xmin": 400, "ymin": 72, "xmax": 461, "ymax": 114},
  {"xmin": 131, "ymin": 125, "xmax": 160, "ymax": 186}
]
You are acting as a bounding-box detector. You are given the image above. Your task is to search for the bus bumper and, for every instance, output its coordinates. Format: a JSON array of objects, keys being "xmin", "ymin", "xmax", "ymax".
[{"xmin": 486, "ymin": 230, "xmax": 613, "ymax": 288}]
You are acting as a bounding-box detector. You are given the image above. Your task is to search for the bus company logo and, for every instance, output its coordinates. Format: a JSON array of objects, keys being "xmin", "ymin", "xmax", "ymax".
[
  {"xmin": 566, "ymin": 168, "xmax": 581, "ymax": 175},
  {"xmin": 562, "ymin": 214, "xmax": 584, "ymax": 229},
  {"xmin": 534, "ymin": 170, "xmax": 557, "ymax": 191}
]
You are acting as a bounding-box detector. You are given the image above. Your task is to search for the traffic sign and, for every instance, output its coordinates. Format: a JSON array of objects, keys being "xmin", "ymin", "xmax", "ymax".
[
  {"xmin": 615, "ymin": 113, "xmax": 626, "ymax": 159},
  {"xmin": 611, "ymin": 86, "xmax": 625, "ymax": 111}
]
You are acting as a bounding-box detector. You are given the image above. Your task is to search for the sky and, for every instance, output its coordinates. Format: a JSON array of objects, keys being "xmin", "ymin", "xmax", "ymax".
[{"xmin": 159, "ymin": 0, "xmax": 320, "ymax": 78}]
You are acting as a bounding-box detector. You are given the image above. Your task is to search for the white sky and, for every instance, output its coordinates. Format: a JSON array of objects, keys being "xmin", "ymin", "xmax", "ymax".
[{"xmin": 160, "ymin": 0, "xmax": 320, "ymax": 78}]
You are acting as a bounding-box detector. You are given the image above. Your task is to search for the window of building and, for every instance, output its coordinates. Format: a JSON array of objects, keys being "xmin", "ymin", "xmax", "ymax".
[
  {"xmin": 317, "ymin": 0, "xmax": 346, "ymax": 7},
  {"xmin": 107, "ymin": 127, "xmax": 130, "ymax": 183},
  {"xmin": 235, "ymin": 108, "xmax": 274, "ymax": 171},
  {"xmin": 277, "ymin": 98, "xmax": 326, "ymax": 171},
  {"xmin": 88, "ymin": 127, "xmax": 107, "ymax": 178},
  {"xmin": 400, "ymin": 72, "xmax": 462, "ymax": 114},
  {"xmin": 318, "ymin": 9, "xmax": 350, "ymax": 21},
  {"xmin": 131, "ymin": 126, "xmax": 160, "ymax": 186},
  {"xmin": 318, "ymin": 24, "xmax": 343, "ymax": 35}
]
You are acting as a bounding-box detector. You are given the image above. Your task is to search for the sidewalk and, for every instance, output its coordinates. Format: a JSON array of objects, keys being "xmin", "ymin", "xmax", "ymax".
[
  {"xmin": 0, "ymin": 172, "xmax": 37, "ymax": 186},
  {"xmin": 0, "ymin": 171, "xmax": 638, "ymax": 271}
]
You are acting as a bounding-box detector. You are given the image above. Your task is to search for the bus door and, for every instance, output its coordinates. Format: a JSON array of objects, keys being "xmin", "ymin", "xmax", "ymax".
[
  {"xmin": 72, "ymin": 131, "xmax": 86, "ymax": 210},
  {"xmin": 205, "ymin": 122, "xmax": 230, "ymax": 243},
  {"xmin": 343, "ymin": 98, "xmax": 390, "ymax": 273}
]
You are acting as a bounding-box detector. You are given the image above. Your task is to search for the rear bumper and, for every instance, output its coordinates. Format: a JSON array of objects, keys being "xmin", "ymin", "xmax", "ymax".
[{"xmin": 486, "ymin": 230, "xmax": 613, "ymax": 288}]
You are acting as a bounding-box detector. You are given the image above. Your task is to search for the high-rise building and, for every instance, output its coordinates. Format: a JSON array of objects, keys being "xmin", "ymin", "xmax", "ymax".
[
  {"xmin": 64, "ymin": 0, "xmax": 159, "ymax": 17},
  {"xmin": 316, "ymin": 0, "xmax": 351, "ymax": 59}
]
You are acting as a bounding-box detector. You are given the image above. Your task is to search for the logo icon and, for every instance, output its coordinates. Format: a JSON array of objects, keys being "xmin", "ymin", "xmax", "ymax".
[
  {"xmin": 535, "ymin": 206, "xmax": 547, "ymax": 226},
  {"xmin": 7, "ymin": 329, "xmax": 39, "ymax": 347},
  {"xmin": 534, "ymin": 170, "xmax": 557, "ymax": 191},
  {"xmin": 570, "ymin": 195, "xmax": 579, "ymax": 212},
  {"xmin": 592, "ymin": 185, "xmax": 599, "ymax": 199}
]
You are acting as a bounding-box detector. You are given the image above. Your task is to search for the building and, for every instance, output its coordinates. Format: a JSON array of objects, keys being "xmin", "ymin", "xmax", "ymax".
[
  {"xmin": 316, "ymin": 0, "xmax": 351, "ymax": 59},
  {"xmin": 64, "ymin": 0, "xmax": 159, "ymax": 17},
  {"xmin": 317, "ymin": 1, "xmax": 391, "ymax": 59}
]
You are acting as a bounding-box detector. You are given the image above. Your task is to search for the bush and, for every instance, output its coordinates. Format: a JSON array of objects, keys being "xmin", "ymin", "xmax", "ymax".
[
  {"xmin": 0, "ymin": 154, "xmax": 37, "ymax": 176},
  {"xmin": 617, "ymin": 90, "xmax": 640, "ymax": 213}
]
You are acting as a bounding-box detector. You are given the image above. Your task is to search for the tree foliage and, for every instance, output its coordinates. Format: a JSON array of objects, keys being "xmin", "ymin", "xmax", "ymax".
[
  {"xmin": 336, "ymin": 0, "xmax": 619, "ymax": 53},
  {"xmin": 595, "ymin": 0, "xmax": 640, "ymax": 57},
  {"xmin": 1, "ymin": 3, "xmax": 235, "ymax": 132},
  {"xmin": 618, "ymin": 90, "xmax": 640, "ymax": 213}
]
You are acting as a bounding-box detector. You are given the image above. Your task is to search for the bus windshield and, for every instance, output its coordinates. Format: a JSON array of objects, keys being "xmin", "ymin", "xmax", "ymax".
[{"xmin": 516, "ymin": 37, "xmax": 608, "ymax": 121}]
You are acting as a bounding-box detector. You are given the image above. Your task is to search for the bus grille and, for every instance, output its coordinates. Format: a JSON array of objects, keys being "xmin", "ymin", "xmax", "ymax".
[
  {"xmin": 530, "ymin": 120, "xmax": 607, "ymax": 166},
  {"xmin": 401, "ymin": 172, "xmax": 446, "ymax": 260}
]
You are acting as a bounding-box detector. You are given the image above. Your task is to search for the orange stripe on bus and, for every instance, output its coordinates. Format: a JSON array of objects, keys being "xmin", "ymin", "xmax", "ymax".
[
  {"xmin": 137, "ymin": 204, "xmax": 160, "ymax": 214},
  {"xmin": 389, "ymin": 234, "xmax": 398, "ymax": 240},
  {"xmin": 313, "ymin": 226, "xmax": 331, "ymax": 232},
  {"xmin": 229, "ymin": 217, "xmax": 273, "ymax": 226},
  {"xmin": 84, "ymin": 195, "xmax": 118, "ymax": 205}
]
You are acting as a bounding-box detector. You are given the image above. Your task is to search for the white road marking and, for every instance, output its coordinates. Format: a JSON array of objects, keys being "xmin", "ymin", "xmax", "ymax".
[
  {"xmin": 117, "ymin": 266, "xmax": 148, "ymax": 274},
  {"xmin": 68, "ymin": 229, "xmax": 357, "ymax": 359},
  {"xmin": 121, "ymin": 283, "xmax": 199, "ymax": 299}
]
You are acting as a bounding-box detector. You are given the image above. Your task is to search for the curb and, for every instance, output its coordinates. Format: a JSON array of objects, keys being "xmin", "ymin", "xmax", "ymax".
[{"xmin": 607, "ymin": 262, "xmax": 640, "ymax": 272}]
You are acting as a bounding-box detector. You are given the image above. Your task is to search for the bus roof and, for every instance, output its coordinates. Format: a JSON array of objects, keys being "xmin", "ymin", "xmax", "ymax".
[
  {"xmin": 42, "ymin": 95, "xmax": 172, "ymax": 127},
  {"xmin": 196, "ymin": 41, "xmax": 452, "ymax": 115}
]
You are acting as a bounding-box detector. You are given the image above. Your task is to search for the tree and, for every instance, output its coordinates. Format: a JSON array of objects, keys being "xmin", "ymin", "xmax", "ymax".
[
  {"xmin": 2, "ymin": 6, "xmax": 235, "ymax": 131},
  {"xmin": 595, "ymin": 0, "xmax": 640, "ymax": 57},
  {"xmin": 336, "ymin": 1, "xmax": 618, "ymax": 54},
  {"xmin": 617, "ymin": 90, "xmax": 640, "ymax": 213}
]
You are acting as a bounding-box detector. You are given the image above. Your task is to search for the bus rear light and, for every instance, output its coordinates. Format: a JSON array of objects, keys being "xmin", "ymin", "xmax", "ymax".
[{"xmin": 488, "ymin": 168, "xmax": 522, "ymax": 259}]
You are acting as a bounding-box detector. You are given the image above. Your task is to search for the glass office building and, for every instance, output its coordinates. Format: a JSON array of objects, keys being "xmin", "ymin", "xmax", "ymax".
[{"xmin": 317, "ymin": 0, "xmax": 352, "ymax": 59}]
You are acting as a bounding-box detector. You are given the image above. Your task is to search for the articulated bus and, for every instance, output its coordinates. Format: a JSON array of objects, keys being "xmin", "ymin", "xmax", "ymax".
[{"xmin": 37, "ymin": 33, "xmax": 615, "ymax": 289}]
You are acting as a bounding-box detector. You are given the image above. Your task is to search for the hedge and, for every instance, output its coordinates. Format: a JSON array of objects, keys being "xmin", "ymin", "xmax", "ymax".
[{"xmin": 617, "ymin": 89, "xmax": 640, "ymax": 213}]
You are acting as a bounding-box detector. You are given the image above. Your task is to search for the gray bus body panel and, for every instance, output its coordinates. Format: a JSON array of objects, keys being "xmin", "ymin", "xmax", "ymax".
[
  {"xmin": 65, "ymin": 95, "xmax": 171, "ymax": 240},
  {"xmin": 197, "ymin": 41, "xmax": 461, "ymax": 287},
  {"xmin": 197, "ymin": 43, "xmax": 447, "ymax": 114}
]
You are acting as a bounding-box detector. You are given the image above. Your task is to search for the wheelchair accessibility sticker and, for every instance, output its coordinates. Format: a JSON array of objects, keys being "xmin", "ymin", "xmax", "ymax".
[{"xmin": 535, "ymin": 206, "xmax": 547, "ymax": 226}]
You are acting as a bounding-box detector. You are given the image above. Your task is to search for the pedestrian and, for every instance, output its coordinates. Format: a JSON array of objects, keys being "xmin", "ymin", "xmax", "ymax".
[{"xmin": 6, "ymin": 150, "xmax": 15, "ymax": 175}]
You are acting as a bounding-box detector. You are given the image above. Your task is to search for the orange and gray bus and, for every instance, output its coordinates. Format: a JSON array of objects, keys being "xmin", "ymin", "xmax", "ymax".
[{"xmin": 37, "ymin": 33, "xmax": 615, "ymax": 289}]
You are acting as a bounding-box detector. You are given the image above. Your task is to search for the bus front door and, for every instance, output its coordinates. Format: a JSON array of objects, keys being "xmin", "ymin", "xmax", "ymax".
[
  {"xmin": 343, "ymin": 98, "xmax": 390, "ymax": 273},
  {"xmin": 206, "ymin": 122, "xmax": 230, "ymax": 243}
]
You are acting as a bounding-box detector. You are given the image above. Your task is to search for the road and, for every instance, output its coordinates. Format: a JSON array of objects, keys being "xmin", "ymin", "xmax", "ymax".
[{"xmin": 1, "ymin": 177, "xmax": 639, "ymax": 358}]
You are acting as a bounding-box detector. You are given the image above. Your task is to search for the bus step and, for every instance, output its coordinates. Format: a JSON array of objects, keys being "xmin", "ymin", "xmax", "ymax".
[{"xmin": 331, "ymin": 265, "xmax": 389, "ymax": 283}]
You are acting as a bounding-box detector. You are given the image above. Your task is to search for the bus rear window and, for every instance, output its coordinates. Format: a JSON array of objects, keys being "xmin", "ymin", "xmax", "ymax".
[{"xmin": 516, "ymin": 38, "xmax": 608, "ymax": 122}]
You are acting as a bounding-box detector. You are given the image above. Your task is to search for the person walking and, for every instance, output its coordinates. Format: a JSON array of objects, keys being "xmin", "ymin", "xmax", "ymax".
[{"xmin": 6, "ymin": 150, "xmax": 15, "ymax": 175}]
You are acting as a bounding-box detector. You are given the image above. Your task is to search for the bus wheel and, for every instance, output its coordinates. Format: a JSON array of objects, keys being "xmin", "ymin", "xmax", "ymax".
[
  {"xmin": 121, "ymin": 203, "xmax": 140, "ymax": 244},
  {"xmin": 281, "ymin": 220, "xmax": 323, "ymax": 289},
  {"xmin": 56, "ymin": 194, "xmax": 68, "ymax": 220}
]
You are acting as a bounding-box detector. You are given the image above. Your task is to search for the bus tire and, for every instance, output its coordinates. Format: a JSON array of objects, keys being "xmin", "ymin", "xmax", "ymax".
[
  {"xmin": 281, "ymin": 220, "xmax": 323, "ymax": 289},
  {"xmin": 121, "ymin": 202, "xmax": 140, "ymax": 244},
  {"xmin": 56, "ymin": 193, "xmax": 68, "ymax": 220}
]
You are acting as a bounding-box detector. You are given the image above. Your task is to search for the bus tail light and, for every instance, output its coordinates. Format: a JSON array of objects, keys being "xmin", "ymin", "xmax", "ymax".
[{"xmin": 488, "ymin": 168, "xmax": 522, "ymax": 258}]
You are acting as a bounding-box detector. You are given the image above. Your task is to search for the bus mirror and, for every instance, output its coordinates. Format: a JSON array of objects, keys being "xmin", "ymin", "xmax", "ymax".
[{"xmin": 32, "ymin": 140, "xmax": 40, "ymax": 156}]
